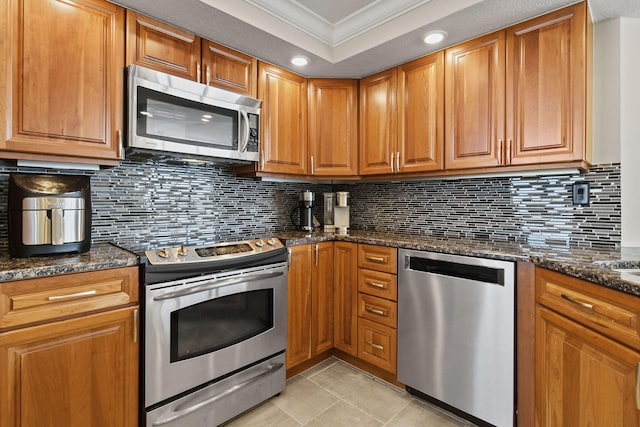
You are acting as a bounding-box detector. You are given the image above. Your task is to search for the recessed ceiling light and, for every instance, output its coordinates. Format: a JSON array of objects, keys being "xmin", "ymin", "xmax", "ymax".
[
  {"xmin": 423, "ymin": 31, "xmax": 447, "ymax": 45},
  {"xmin": 291, "ymin": 56, "xmax": 309, "ymax": 67}
]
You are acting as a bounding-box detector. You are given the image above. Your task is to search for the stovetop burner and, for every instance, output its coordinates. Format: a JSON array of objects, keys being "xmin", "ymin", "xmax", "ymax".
[
  {"xmin": 139, "ymin": 237, "xmax": 288, "ymax": 285},
  {"xmin": 145, "ymin": 238, "xmax": 283, "ymax": 266}
]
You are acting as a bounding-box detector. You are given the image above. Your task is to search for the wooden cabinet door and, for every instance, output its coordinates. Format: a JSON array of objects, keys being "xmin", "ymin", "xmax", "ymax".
[
  {"xmin": 536, "ymin": 307, "xmax": 640, "ymax": 427},
  {"xmin": 126, "ymin": 11, "xmax": 201, "ymax": 81},
  {"xmin": 202, "ymin": 41, "xmax": 257, "ymax": 97},
  {"xmin": 397, "ymin": 52, "xmax": 445, "ymax": 173},
  {"xmin": 312, "ymin": 242, "xmax": 334, "ymax": 355},
  {"xmin": 506, "ymin": 3, "xmax": 588, "ymax": 166},
  {"xmin": 286, "ymin": 245, "xmax": 312, "ymax": 369},
  {"xmin": 1, "ymin": 0, "xmax": 124, "ymax": 164},
  {"xmin": 445, "ymin": 31, "xmax": 505, "ymax": 170},
  {"xmin": 333, "ymin": 242, "xmax": 358, "ymax": 356},
  {"xmin": 0, "ymin": 307, "xmax": 138, "ymax": 427},
  {"xmin": 258, "ymin": 63, "xmax": 308, "ymax": 175},
  {"xmin": 359, "ymin": 69, "xmax": 397, "ymax": 175},
  {"xmin": 308, "ymin": 79, "xmax": 359, "ymax": 176}
]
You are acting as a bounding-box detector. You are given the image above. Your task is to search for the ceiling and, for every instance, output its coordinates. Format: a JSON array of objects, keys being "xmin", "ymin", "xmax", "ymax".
[{"xmin": 112, "ymin": 0, "xmax": 640, "ymax": 78}]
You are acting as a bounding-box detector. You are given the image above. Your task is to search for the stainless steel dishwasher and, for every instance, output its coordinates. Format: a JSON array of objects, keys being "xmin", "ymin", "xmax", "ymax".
[{"xmin": 397, "ymin": 249, "xmax": 515, "ymax": 427}]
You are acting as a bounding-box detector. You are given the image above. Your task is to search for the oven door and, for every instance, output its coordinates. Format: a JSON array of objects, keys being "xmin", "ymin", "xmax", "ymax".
[{"xmin": 144, "ymin": 262, "xmax": 287, "ymax": 408}]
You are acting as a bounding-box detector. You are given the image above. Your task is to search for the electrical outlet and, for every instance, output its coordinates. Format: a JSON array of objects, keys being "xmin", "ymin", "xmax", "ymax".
[{"xmin": 572, "ymin": 182, "xmax": 589, "ymax": 205}]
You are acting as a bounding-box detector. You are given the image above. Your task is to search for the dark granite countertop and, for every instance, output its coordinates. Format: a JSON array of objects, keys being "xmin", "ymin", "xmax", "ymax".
[
  {"xmin": 276, "ymin": 230, "xmax": 640, "ymax": 297},
  {"xmin": 0, "ymin": 243, "xmax": 139, "ymax": 282}
]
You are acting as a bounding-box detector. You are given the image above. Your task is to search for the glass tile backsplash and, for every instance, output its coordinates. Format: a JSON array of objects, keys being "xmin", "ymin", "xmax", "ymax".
[{"xmin": 0, "ymin": 159, "xmax": 620, "ymax": 250}]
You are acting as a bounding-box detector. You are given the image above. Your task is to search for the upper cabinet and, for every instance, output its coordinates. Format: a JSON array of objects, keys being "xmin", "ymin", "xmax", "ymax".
[
  {"xmin": 360, "ymin": 52, "xmax": 444, "ymax": 176},
  {"xmin": 445, "ymin": 2, "xmax": 591, "ymax": 171},
  {"xmin": 506, "ymin": 2, "xmax": 590, "ymax": 166},
  {"xmin": 126, "ymin": 11, "xmax": 257, "ymax": 97},
  {"xmin": 359, "ymin": 69, "xmax": 397, "ymax": 175},
  {"xmin": 397, "ymin": 52, "xmax": 445, "ymax": 174},
  {"xmin": 445, "ymin": 32, "xmax": 505, "ymax": 170},
  {"xmin": 308, "ymin": 79, "xmax": 359, "ymax": 176},
  {"xmin": 258, "ymin": 62, "xmax": 308, "ymax": 175},
  {"xmin": 0, "ymin": 0, "xmax": 125, "ymax": 165},
  {"xmin": 201, "ymin": 41, "xmax": 257, "ymax": 97},
  {"xmin": 126, "ymin": 11, "xmax": 201, "ymax": 81}
]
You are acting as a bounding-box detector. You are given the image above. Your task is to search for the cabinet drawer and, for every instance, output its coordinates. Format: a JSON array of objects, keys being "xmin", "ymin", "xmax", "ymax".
[
  {"xmin": 357, "ymin": 293, "xmax": 397, "ymax": 328},
  {"xmin": 358, "ymin": 269, "xmax": 397, "ymax": 300},
  {"xmin": 0, "ymin": 266, "xmax": 139, "ymax": 330},
  {"xmin": 536, "ymin": 267, "xmax": 640, "ymax": 350},
  {"xmin": 358, "ymin": 244, "xmax": 397, "ymax": 273},
  {"xmin": 358, "ymin": 318, "xmax": 396, "ymax": 374}
]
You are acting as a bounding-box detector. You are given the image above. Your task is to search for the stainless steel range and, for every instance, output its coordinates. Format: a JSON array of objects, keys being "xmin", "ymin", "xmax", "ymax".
[{"xmin": 139, "ymin": 238, "xmax": 288, "ymax": 427}]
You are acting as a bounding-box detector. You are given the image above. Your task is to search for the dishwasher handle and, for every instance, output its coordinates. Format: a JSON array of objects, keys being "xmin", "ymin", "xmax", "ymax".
[{"xmin": 404, "ymin": 255, "xmax": 506, "ymax": 286}]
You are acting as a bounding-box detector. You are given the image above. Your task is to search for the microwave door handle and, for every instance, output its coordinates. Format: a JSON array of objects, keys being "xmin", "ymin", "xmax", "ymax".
[
  {"xmin": 152, "ymin": 270, "xmax": 284, "ymax": 301},
  {"xmin": 240, "ymin": 110, "xmax": 250, "ymax": 153}
]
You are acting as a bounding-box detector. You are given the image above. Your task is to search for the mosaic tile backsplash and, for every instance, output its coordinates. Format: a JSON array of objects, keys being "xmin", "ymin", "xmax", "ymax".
[{"xmin": 0, "ymin": 159, "xmax": 620, "ymax": 250}]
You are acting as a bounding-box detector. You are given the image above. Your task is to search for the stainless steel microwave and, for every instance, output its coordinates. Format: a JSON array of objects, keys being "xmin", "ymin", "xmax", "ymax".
[{"xmin": 126, "ymin": 65, "xmax": 260, "ymax": 163}]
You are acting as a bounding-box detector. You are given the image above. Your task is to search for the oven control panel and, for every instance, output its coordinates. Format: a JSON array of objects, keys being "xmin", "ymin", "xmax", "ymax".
[{"xmin": 145, "ymin": 238, "xmax": 285, "ymax": 265}]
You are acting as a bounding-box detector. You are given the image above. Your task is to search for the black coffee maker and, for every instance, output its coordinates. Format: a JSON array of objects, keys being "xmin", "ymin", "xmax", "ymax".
[{"xmin": 290, "ymin": 190, "xmax": 315, "ymax": 231}]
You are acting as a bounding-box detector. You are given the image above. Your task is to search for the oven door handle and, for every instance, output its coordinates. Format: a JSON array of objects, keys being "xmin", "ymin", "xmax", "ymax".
[
  {"xmin": 151, "ymin": 362, "xmax": 284, "ymax": 426},
  {"xmin": 152, "ymin": 271, "xmax": 284, "ymax": 301}
]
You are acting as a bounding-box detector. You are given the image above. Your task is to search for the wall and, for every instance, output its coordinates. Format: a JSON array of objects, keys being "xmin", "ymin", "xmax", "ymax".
[
  {"xmin": 339, "ymin": 164, "xmax": 620, "ymax": 250},
  {"xmin": 620, "ymin": 18, "xmax": 640, "ymax": 246},
  {"xmin": 0, "ymin": 159, "xmax": 620, "ymax": 252},
  {"xmin": 0, "ymin": 158, "xmax": 329, "ymax": 251},
  {"xmin": 594, "ymin": 17, "xmax": 640, "ymax": 246}
]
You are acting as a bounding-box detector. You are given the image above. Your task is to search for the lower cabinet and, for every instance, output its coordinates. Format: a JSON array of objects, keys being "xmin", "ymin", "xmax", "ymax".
[
  {"xmin": 535, "ymin": 267, "xmax": 640, "ymax": 426},
  {"xmin": 0, "ymin": 307, "xmax": 139, "ymax": 427},
  {"xmin": 286, "ymin": 243, "xmax": 334, "ymax": 373},
  {"xmin": 333, "ymin": 242, "xmax": 358, "ymax": 356},
  {"xmin": 356, "ymin": 244, "xmax": 398, "ymax": 375},
  {"xmin": 0, "ymin": 266, "xmax": 139, "ymax": 427}
]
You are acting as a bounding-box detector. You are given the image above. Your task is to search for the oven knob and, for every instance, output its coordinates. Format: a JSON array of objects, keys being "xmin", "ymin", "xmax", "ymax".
[
  {"xmin": 267, "ymin": 238, "xmax": 277, "ymax": 246},
  {"xmin": 157, "ymin": 248, "xmax": 170, "ymax": 258},
  {"xmin": 255, "ymin": 239, "xmax": 265, "ymax": 248},
  {"xmin": 177, "ymin": 246, "xmax": 188, "ymax": 256}
]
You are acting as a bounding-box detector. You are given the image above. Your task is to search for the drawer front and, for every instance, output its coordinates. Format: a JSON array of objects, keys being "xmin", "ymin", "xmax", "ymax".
[
  {"xmin": 358, "ymin": 293, "xmax": 397, "ymax": 328},
  {"xmin": 358, "ymin": 318, "xmax": 397, "ymax": 374},
  {"xmin": 536, "ymin": 267, "xmax": 640, "ymax": 350},
  {"xmin": 0, "ymin": 266, "xmax": 139, "ymax": 330},
  {"xmin": 358, "ymin": 268, "xmax": 397, "ymax": 300},
  {"xmin": 358, "ymin": 244, "xmax": 397, "ymax": 273}
]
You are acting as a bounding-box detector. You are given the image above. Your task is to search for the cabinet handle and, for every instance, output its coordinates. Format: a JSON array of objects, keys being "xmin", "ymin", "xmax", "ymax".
[
  {"xmin": 206, "ymin": 64, "xmax": 211, "ymax": 86},
  {"xmin": 366, "ymin": 281, "xmax": 385, "ymax": 289},
  {"xmin": 636, "ymin": 362, "xmax": 640, "ymax": 410},
  {"xmin": 396, "ymin": 151, "xmax": 400, "ymax": 173},
  {"xmin": 261, "ymin": 150, "xmax": 265, "ymax": 170},
  {"xmin": 197, "ymin": 61, "xmax": 201, "ymax": 82},
  {"xmin": 390, "ymin": 152, "xmax": 395, "ymax": 173},
  {"xmin": 48, "ymin": 289, "xmax": 97, "ymax": 301},
  {"xmin": 133, "ymin": 308, "xmax": 139, "ymax": 343},
  {"xmin": 117, "ymin": 129, "xmax": 123, "ymax": 158},
  {"xmin": 507, "ymin": 138, "xmax": 512, "ymax": 165},
  {"xmin": 311, "ymin": 155, "xmax": 315, "ymax": 175},
  {"xmin": 365, "ymin": 306, "xmax": 386, "ymax": 316},
  {"xmin": 366, "ymin": 341, "xmax": 384, "ymax": 351},
  {"xmin": 498, "ymin": 139, "xmax": 504, "ymax": 165},
  {"xmin": 315, "ymin": 244, "xmax": 319, "ymax": 267},
  {"xmin": 365, "ymin": 255, "xmax": 385, "ymax": 263},
  {"xmin": 560, "ymin": 294, "xmax": 594, "ymax": 310}
]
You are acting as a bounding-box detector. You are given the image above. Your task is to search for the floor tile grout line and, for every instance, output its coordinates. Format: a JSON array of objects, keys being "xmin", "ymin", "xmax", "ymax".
[
  {"xmin": 381, "ymin": 398, "xmax": 414, "ymax": 427},
  {"xmin": 302, "ymin": 359, "xmax": 411, "ymax": 425}
]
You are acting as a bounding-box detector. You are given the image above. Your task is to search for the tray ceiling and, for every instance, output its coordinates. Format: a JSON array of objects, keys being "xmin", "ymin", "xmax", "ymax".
[{"xmin": 113, "ymin": 0, "xmax": 640, "ymax": 77}]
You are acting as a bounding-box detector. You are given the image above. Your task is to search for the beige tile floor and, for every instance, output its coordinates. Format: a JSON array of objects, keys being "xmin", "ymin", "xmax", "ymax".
[{"xmin": 223, "ymin": 357, "xmax": 477, "ymax": 427}]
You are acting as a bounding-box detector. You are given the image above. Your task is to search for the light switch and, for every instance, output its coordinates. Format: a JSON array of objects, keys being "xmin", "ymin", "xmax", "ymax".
[{"xmin": 572, "ymin": 182, "xmax": 589, "ymax": 205}]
